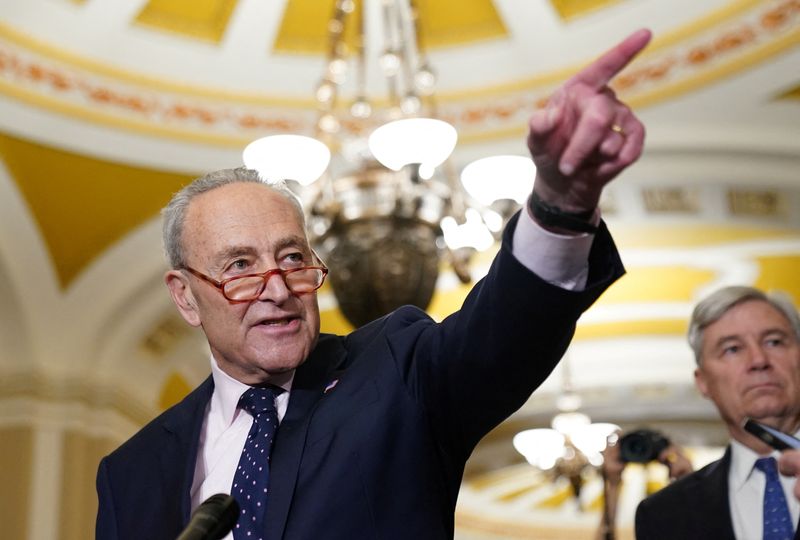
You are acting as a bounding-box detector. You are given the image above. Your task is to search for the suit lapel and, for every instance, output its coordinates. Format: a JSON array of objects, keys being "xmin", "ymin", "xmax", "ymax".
[
  {"xmin": 696, "ymin": 448, "xmax": 736, "ymax": 538},
  {"xmin": 266, "ymin": 335, "xmax": 346, "ymax": 539},
  {"xmin": 160, "ymin": 376, "xmax": 215, "ymax": 525},
  {"xmin": 701, "ymin": 447, "xmax": 800, "ymax": 540}
]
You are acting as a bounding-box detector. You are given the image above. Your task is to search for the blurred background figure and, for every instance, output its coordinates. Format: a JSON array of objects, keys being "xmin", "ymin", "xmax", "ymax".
[{"xmin": 597, "ymin": 429, "xmax": 693, "ymax": 540}]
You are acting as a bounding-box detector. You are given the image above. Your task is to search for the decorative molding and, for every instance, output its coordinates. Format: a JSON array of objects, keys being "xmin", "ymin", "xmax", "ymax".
[
  {"xmin": 642, "ymin": 187, "xmax": 700, "ymax": 214},
  {"xmin": 0, "ymin": 0, "xmax": 796, "ymax": 145},
  {"xmin": 728, "ymin": 188, "xmax": 785, "ymax": 218},
  {"xmin": 0, "ymin": 371, "xmax": 156, "ymax": 429},
  {"xmin": 140, "ymin": 313, "xmax": 193, "ymax": 358}
]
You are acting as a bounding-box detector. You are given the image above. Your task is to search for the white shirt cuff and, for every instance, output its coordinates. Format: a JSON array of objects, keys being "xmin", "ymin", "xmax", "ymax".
[{"xmin": 511, "ymin": 207, "xmax": 596, "ymax": 291}]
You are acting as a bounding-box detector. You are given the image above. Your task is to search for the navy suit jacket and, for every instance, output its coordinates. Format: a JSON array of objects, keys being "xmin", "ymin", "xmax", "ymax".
[
  {"xmin": 96, "ymin": 217, "xmax": 624, "ymax": 540},
  {"xmin": 636, "ymin": 448, "xmax": 800, "ymax": 540}
]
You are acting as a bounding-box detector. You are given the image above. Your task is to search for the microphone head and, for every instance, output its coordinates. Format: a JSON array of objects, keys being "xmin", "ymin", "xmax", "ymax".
[{"xmin": 192, "ymin": 494, "xmax": 239, "ymax": 540}]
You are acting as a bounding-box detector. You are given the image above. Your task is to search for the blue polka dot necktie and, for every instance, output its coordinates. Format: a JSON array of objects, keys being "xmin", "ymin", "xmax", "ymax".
[
  {"xmin": 231, "ymin": 386, "xmax": 282, "ymax": 540},
  {"xmin": 755, "ymin": 456, "xmax": 795, "ymax": 540}
]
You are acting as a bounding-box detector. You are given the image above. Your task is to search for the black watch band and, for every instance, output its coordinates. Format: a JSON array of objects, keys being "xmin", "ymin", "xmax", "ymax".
[{"xmin": 528, "ymin": 191, "xmax": 598, "ymax": 234}]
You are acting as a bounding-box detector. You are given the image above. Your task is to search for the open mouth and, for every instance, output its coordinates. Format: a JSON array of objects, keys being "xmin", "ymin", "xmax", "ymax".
[{"xmin": 257, "ymin": 317, "xmax": 298, "ymax": 327}]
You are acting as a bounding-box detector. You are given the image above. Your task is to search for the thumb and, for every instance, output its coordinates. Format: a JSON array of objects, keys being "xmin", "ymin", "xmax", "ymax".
[{"xmin": 779, "ymin": 451, "xmax": 800, "ymax": 476}]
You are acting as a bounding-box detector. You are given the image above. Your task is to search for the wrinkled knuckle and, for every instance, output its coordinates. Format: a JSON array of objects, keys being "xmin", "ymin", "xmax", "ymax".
[{"xmin": 586, "ymin": 99, "xmax": 614, "ymax": 127}]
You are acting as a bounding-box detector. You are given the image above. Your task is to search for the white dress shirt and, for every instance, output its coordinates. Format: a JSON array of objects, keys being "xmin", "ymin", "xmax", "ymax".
[
  {"xmin": 729, "ymin": 437, "xmax": 800, "ymax": 539},
  {"xmin": 189, "ymin": 360, "xmax": 292, "ymax": 514},
  {"xmin": 189, "ymin": 207, "xmax": 597, "ymax": 533}
]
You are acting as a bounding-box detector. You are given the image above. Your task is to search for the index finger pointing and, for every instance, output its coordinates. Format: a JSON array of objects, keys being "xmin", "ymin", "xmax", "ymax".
[{"xmin": 568, "ymin": 28, "xmax": 652, "ymax": 90}]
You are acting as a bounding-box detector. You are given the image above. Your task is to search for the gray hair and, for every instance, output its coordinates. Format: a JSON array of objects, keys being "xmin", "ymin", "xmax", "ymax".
[
  {"xmin": 161, "ymin": 167, "xmax": 306, "ymax": 269},
  {"xmin": 688, "ymin": 285, "xmax": 800, "ymax": 365}
]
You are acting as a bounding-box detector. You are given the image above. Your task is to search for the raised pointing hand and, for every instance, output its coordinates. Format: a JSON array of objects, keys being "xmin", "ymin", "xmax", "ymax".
[{"xmin": 528, "ymin": 29, "xmax": 652, "ymax": 215}]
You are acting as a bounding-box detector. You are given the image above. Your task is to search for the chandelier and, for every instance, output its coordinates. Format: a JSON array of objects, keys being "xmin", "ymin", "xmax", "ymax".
[
  {"xmin": 512, "ymin": 353, "xmax": 619, "ymax": 507},
  {"xmin": 243, "ymin": 0, "xmax": 534, "ymax": 328}
]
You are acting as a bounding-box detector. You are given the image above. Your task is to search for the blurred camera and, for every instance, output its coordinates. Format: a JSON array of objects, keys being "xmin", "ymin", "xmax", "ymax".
[{"xmin": 619, "ymin": 429, "xmax": 670, "ymax": 463}]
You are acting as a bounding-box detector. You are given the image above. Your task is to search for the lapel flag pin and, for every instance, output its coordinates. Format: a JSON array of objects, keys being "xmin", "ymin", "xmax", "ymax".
[{"xmin": 324, "ymin": 379, "xmax": 339, "ymax": 394}]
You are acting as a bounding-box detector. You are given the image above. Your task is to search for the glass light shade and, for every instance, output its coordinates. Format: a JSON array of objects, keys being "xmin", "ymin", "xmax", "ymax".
[
  {"xmin": 550, "ymin": 411, "xmax": 591, "ymax": 438},
  {"xmin": 460, "ymin": 155, "xmax": 536, "ymax": 205},
  {"xmin": 368, "ymin": 118, "xmax": 457, "ymax": 172},
  {"xmin": 513, "ymin": 429, "xmax": 566, "ymax": 470},
  {"xmin": 570, "ymin": 422, "xmax": 620, "ymax": 464},
  {"xmin": 440, "ymin": 208, "xmax": 494, "ymax": 251},
  {"xmin": 556, "ymin": 391, "xmax": 583, "ymax": 413},
  {"xmin": 243, "ymin": 135, "xmax": 331, "ymax": 186}
]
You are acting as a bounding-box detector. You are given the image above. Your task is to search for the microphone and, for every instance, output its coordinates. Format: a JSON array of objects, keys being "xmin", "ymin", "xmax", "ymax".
[{"xmin": 176, "ymin": 494, "xmax": 240, "ymax": 540}]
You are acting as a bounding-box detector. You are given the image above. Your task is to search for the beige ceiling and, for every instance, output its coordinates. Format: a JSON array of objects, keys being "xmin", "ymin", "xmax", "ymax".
[{"xmin": 0, "ymin": 0, "xmax": 798, "ymax": 537}]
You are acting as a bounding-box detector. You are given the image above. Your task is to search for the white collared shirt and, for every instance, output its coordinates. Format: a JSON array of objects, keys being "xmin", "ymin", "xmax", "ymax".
[
  {"xmin": 189, "ymin": 208, "xmax": 594, "ymax": 523},
  {"xmin": 729, "ymin": 437, "xmax": 800, "ymax": 539},
  {"xmin": 190, "ymin": 357, "xmax": 292, "ymax": 518}
]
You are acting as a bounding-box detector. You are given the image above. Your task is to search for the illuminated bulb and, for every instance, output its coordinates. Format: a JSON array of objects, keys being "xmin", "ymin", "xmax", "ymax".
[
  {"xmin": 418, "ymin": 163, "xmax": 434, "ymax": 180},
  {"xmin": 350, "ymin": 96, "xmax": 372, "ymax": 119},
  {"xmin": 318, "ymin": 114, "xmax": 340, "ymax": 134},
  {"xmin": 329, "ymin": 58, "xmax": 347, "ymax": 76},
  {"xmin": 328, "ymin": 59, "xmax": 347, "ymax": 84},
  {"xmin": 315, "ymin": 80, "xmax": 335, "ymax": 103},
  {"xmin": 400, "ymin": 92, "xmax": 421, "ymax": 115},
  {"xmin": 379, "ymin": 49, "xmax": 400, "ymax": 76},
  {"xmin": 414, "ymin": 64, "xmax": 436, "ymax": 94},
  {"xmin": 328, "ymin": 19, "xmax": 343, "ymax": 33}
]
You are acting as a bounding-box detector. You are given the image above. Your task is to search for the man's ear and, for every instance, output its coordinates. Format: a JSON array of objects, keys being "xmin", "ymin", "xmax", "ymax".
[
  {"xmin": 694, "ymin": 367, "xmax": 710, "ymax": 398},
  {"xmin": 165, "ymin": 270, "xmax": 202, "ymax": 327}
]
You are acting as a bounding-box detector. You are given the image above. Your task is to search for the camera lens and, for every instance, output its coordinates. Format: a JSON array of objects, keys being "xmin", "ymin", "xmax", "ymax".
[{"xmin": 619, "ymin": 429, "xmax": 670, "ymax": 463}]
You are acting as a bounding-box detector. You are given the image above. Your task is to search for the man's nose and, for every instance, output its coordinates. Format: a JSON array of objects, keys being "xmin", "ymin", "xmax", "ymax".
[
  {"xmin": 257, "ymin": 271, "xmax": 291, "ymax": 303},
  {"xmin": 748, "ymin": 343, "xmax": 771, "ymax": 369}
]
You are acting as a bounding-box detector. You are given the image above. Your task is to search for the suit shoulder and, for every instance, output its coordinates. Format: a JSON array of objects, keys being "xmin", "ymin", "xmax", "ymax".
[
  {"xmin": 344, "ymin": 305, "xmax": 431, "ymax": 341},
  {"xmin": 639, "ymin": 457, "xmax": 725, "ymax": 510},
  {"xmin": 104, "ymin": 377, "xmax": 212, "ymax": 462}
]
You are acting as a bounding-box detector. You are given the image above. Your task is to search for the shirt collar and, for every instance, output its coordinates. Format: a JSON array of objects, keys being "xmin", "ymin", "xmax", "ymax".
[
  {"xmin": 729, "ymin": 438, "xmax": 772, "ymax": 492},
  {"xmin": 728, "ymin": 428, "xmax": 800, "ymax": 492},
  {"xmin": 209, "ymin": 355, "xmax": 294, "ymax": 427}
]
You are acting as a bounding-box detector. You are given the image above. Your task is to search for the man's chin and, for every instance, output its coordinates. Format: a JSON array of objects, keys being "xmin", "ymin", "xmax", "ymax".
[
  {"xmin": 259, "ymin": 355, "xmax": 306, "ymax": 375},
  {"xmin": 745, "ymin": 401, "xmax": 788, "ymax": 422}
]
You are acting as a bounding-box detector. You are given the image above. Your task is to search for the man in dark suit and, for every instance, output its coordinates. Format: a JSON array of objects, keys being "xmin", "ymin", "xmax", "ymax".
[
  {"xmin": 636, "ymin": 286, "xmax": 800, "ymax": 540},
  {"xmin": 96, "ymin": 30, "xmax": 651, "ymax": 540}
]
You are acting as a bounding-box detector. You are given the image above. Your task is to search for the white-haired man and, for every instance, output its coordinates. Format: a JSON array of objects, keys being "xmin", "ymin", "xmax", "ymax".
[
  {"xmin": 636, "ymin": 286, "xmax": 800, "ymax": 540},
  {"xmin": 96, "ymin": 30, "xmax": 652, "ymax": 540}
]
